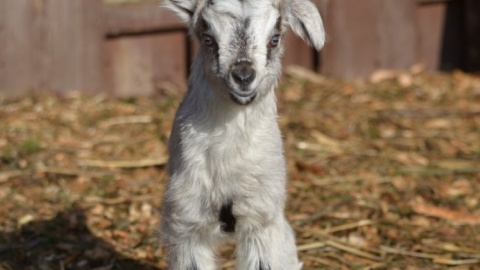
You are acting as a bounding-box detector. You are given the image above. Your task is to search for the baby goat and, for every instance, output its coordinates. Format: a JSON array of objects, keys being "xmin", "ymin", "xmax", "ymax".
[{"xmin": 161, "ymin": 0, "xmax": 325, "ymax": 269}]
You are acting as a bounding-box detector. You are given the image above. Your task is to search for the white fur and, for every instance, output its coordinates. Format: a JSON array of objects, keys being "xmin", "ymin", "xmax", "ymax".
[
  {"xmin": 286, "ymin": 0, "xmax": 325, "ymax": 50},
  {"xmin": 161, "ymin": 0, "xmax": 324, "ymax": 269}
]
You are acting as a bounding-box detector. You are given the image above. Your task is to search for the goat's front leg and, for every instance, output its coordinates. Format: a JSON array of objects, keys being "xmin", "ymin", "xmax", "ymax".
[
  {"xmin": 166, "ymin": 234, "xmax": 218, "ymax": 270},
  {"xmin": 162, "ymin": 193, "xmax": 219, "ymax": 270},
  {"xmin": 235, "ymin": 214, "xmax": 301, "ymax": 270}
]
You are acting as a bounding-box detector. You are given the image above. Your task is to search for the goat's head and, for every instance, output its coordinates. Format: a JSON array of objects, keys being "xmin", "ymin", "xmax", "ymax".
[{"xmin": 165, "ymin": 0, "xmax": 325, "ymax": 105}]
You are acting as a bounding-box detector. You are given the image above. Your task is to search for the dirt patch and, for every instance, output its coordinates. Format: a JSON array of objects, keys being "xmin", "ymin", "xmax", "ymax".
[{"xmin": 1, "ymin": 68, "xmax": 480, "ymax": 269}]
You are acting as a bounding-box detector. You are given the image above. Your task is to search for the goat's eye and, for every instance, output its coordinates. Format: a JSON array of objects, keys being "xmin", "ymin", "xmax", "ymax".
[
  {"xmin": 269, "ymin": 34, "xmax": 280, "ymax": 48},
  {"xmin": 203, "ymin": 34, "xmax": 214, "ymax": 46}
]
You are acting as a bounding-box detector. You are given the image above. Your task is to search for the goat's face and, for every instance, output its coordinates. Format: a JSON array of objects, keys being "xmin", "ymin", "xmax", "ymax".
[{"xmin": 166, "ymin": 0, "xmax": 325, "ymax": 105}]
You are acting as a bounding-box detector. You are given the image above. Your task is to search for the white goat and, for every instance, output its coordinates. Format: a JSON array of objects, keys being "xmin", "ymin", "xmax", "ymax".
[{"xmin": 161, "ymin": 0, "xmax": 324, "ymax": 269}]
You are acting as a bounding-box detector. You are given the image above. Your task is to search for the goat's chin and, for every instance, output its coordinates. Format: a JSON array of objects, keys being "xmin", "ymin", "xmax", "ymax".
[{"xmin": 229, "ymin": 92, "xmax": 257, "ymax": 106}]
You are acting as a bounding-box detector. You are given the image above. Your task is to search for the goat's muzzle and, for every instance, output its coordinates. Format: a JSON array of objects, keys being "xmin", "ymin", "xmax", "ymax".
[
  {"xmin": 230, "ymin": 60, "xmax": 256, "ymax": 90},
  {"xmin": 228, "ymin": 60, "xmax": 257, "ymax": 105}
]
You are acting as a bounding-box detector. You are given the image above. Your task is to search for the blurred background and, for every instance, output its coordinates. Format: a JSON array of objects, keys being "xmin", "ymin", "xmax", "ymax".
[
  {"xmin": 0, "ymin": 0, "xmax": 479, "ymax": 96},
  {"xmin": 1, "ymin": 0, "xmax": 480, "ymax": 269}
]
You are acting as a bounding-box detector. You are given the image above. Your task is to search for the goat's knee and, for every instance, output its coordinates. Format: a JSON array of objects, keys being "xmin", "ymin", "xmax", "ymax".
[{"xmin": 235, "ymin": 215, "xmax": 301, "ymax": 270}]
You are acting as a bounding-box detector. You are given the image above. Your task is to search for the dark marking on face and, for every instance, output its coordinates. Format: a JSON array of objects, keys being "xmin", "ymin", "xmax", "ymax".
[
  {"xmin": 200, "ymin": 16, "xmax": 210, "ymax": 31},
  {"xmin": 275, "ymin": 16, "xmax": 282, "ymax": 31},
  {"xmin": 229, "ymin": 93, "xmax": 256, "ymax": 106},
  {"xmin": 244, "ymin": 17, "xmax": 251, "ymax": 29},
  {"xmin": 267, "ymin": 16, "xmax": 282, "ymax": 62},
  {"xmin": 211, "ymin": 42, "xmax": 220, "ymax": 73},
  {"xmin": 268, "ymin": 49, "xmax": 276, "ymax": 61},
  {"xmin": 187, "ymin": 260, "xmax": 199, "ymax": 270},
  {"xmin": 198, "ymin": 16, "xmax": 220, "ymax": 73},
  {"xmin": 235, "ymin": 18, "xmax": 251, "ymax": 62},
  {"xmin": 194, "ymin": 15, "xmax": 207, "ymax": 39},
  {"xmin": 219, "ymin": 200, "xmax": 236, "ymax": 232},
  {"xmin": 259, "ymin": 261, "xmax": 271, "ymax": 270},
  {"xmin": 234, "ymin": 20, "xmax": 250, "ymax": 61}
]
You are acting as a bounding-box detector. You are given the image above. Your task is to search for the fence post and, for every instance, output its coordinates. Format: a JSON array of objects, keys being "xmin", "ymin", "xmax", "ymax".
[{"xmin": 464, "ymin": 0, "xmax": 480, "ymax": 72}]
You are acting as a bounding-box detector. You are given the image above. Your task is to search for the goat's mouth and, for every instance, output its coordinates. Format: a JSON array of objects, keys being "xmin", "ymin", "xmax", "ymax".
[{"xmin": 229, "ymin": 92, "xmax": 257, "ymax": 106}]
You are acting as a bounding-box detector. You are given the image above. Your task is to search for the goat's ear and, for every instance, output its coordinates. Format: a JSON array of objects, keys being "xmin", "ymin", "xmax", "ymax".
[
  {"xmin": 285, "ymin": 0, "xmax": 325, "ymax": 50},
  {"xmin": 164, "ymin": 0, "xmax": 196, "ymax": 23}
]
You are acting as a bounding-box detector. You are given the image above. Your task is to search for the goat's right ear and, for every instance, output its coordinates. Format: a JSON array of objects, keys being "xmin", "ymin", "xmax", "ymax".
[{"xmin": 164, "ymin": 0, "xmax": 196, "ymax": 23}]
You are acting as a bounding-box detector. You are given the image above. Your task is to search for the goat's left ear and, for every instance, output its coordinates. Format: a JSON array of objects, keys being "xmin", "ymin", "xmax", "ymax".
[
  {"xmin": 164, "ymin": 0, "xmax": 197, "ymax": 23},
  {"xmin": 285, "ymin": 0, "xmax": 325, "ymax": 51}
]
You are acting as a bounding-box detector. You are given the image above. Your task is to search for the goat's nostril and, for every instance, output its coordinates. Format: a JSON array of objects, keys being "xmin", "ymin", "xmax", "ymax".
[
  {"xmin": 231, "ymin": 65, "xmax": 256, "ymax": 87},
  {"xmin": 232, "ymin": 70, "xmax": 255, "ymax": 84}
]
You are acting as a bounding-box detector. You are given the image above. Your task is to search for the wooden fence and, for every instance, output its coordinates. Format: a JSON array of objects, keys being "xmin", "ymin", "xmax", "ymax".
[{"xmin": 0, "ymin": 0, "xmax": 479, "ymax": 96}]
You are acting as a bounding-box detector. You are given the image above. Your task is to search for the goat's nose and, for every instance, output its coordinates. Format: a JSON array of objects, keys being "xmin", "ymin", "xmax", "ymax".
[{"xmin": 231, "ymin": 62, "xmax": 256, "ymax": 87}]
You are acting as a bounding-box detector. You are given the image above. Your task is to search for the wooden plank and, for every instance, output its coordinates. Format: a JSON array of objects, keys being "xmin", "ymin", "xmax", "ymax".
[
  {"xmin": 0, "ymin": 0, "xmax": 5, "ymax": 94},
  {"xmin": 321, "ymin": 0, "xmax": 381, "ymax": 78},
  {"xmin": 464, "ymin": 0, "xmax": 480, "ymax": 72},
  {"xmin": 105, "ymin": 32, "xmax": 186, "ymax": 97},
  {"xmin": 0, "ymin": 0, "xmax": 105, "ymax": 95},
  {"xmin": 378, "ymin": 0, "xmax": 418, "ymax": 68},
  {"xmin": 0, "ymin": 0, "xmax": 43, "ymax": 95},
  {"xmin": 320, "ymin": 0, "xmax": 418, "ymax": 78},
  {"xmin": 283, "ymin": 32, "xmax": 315, "ymax": 69},
  {"xmin": 44, "ymin": 0, "xmax": 105, "ymax": 93},
  {"xmin": 104, "ymin": 2, "xmax": 184, "ymax": 37},
  {"xmin": 416, "ymin": 3, "xmax": 446, "ymax": 70}
]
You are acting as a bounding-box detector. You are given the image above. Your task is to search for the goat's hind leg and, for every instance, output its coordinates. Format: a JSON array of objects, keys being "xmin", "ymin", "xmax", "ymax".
[{"xmin": 236, "ymin": 215, "xmax": 301, "ymax": 270}]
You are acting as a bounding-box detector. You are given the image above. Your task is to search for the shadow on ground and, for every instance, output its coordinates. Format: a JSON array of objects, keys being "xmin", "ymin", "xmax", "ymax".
[{"xmin": 0, "ymin": 208, "xmax": 159, "ymax": 270}]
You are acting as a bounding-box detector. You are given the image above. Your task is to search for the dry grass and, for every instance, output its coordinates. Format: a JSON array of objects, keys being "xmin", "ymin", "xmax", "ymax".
[{"xmin": 1, "ymin": 67, "xmax": 480, "ymax": 269}]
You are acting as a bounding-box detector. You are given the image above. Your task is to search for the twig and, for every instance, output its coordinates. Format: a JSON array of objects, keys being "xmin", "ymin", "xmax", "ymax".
[
  {"xmin": 377, "ymin": 108, "xmax": 480, "ymax": 119},
  {"xmin": 324, "ymin": 219, "xmax": 376, "ymax": 234},
  {"xmin": 0, "ymin": 170, "xmax": 24, "ymax": 183},
  {"xmin": 99, "ymin": 115, "xmax": 153, "ymax": 128},
  {"xmin": 380, "ymin": 245, "xmax": 445, "ymax": 260},
  {"xmin": 361, "ymin": 262, "xmax": 389, "ymax": 270},
  {"xmin": 78, "ymin": 157, "xmax": 167, "ymax": 168},
  {"xmin": 83, "ymin": 194, "xmax": 158, "ymax": 205},
  {"xmin": 382, "ymin": 245, "xmax": 480, "ymax": 265},
  {"xmin": 325, "ymin": 240, "xmax": 382, "ymax": 261},
  {"xmin": 38, "ymin": 167, "xmax": 110, "ymax": 178},
  {"xmin": 311, "ymin": 175, "xmax": 362, "ymax": 186},
  {"xmin": 293, "ymin": 206, "xmax": 334, "ymax": 225},
  {"xmin": 433, "ymin": 258, "xmax": 480, "ymax": 266},
  {"xmin": 398, "ymin": 166, "xmax": 480, "ymax": 175},
  {"xmin": 457, "ymin": 253, "xmax": 480, "ymax": 259},
  {"xmin": 423, "ymin": 241, "xmax": 480, "ymax": 255},
  {"xmin": 297, "ymin": 241, "xmax": 326, "ymax": 251},
  {"xmin": 303, "ymin": 255, "xmax": 343, "ymax": 269},
  {"xmin": 312, "ymin": 174, "xmax": 389, "ymax": 187},
  {"xmin": 411, "ymin": 199, "xmax": 480, "ymax": 225},
  {"xmin": 298, "ymin": 227, "xmax": 383, "ymax": 261}
]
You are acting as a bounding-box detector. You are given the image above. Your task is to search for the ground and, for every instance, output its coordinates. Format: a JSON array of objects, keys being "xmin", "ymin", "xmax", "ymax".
[{"xmin": 0, "ymin": 67, "xmax": 480, "ymax": 269}]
